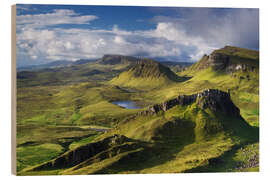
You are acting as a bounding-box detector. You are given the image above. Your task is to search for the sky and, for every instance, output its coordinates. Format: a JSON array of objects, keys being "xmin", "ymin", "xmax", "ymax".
[{"xmin": 16, "ymin": 4, "xmax": 259, "ymax": 67}]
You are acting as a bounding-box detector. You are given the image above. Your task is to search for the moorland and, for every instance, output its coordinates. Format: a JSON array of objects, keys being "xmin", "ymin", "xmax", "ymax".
[{"xmin": 16, "ymin": 46, "xmax": 259, "ymax": 175}]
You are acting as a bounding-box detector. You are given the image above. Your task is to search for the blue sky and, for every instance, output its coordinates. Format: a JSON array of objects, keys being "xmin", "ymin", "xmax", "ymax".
[{"xmin": 16, "ymin": 4, "xmax": 259, "ymax": 67}]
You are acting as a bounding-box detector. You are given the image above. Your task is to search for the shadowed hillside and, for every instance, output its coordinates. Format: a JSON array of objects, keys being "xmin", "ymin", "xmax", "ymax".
[
  {"xmin": 21, "ymin": 89, "xmax": 257, "ymax": 175},
  {"xmin": 110, "ymin": 59, "xmax": 185, "ymax": 89}
]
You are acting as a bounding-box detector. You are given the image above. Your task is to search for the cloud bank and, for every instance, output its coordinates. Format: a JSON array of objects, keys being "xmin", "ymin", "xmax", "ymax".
[{"xmin": 16, "ymin": 8, "xmax": 259, "ymax": 66}]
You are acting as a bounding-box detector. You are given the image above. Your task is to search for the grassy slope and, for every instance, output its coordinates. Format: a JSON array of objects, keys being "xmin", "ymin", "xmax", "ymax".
[
  {"xmin": 17, "ymin": 70, "xmax": 259, "ymax": 174},
  {"xmin": 110, "ymin": 59, "xmax": 186, "ymax": 89},
  {"xmin": 214, "ymin": 46, "xmax": 259, "ymax": 62},
  {"xmin": 134, "ymin": 66, "xmax": 259, "ymax": 127},
  {"xmin": 16, "ymin": 47, "xmax": 259, "ymax": 174},
  {"xmin": 25, "ymin": 101, "xmax": 257, "ymax": 175},
  {"xmin": 17, "ymin": 61, "xmax": 131, "ymax": 87},
  {"xmin": 17, "ymin": 67, "xmax": 259, "ymax": 174},
  {"xmin": 177, "ymin": 46, "xmax": 259, "ymax": 126},
  {"xmin": 16, "ymin": 124, "xmax": 101, "ymax": 172},
  {"xmin": 110, "ymin": 70, "xmax": 174, "ymax": 89},
  {"xmin": 16, "ymin": 81, "xmax": 142, "ymax": 172},
  {"xmin": 17, "ymin": 82, "xmax": 142, "ymax": 126}
]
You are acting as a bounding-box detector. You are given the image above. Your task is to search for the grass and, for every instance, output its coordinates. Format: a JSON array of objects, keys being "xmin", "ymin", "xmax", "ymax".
[
  {"xmin": 69, "ymin": 134, "xmax": 101, "ymax": 150},
  {"xmin": 110, "ymin": 70, "xmax": 173, "ymax": 89},
  {"xmin": 17, "ymin": 82, "xmax": 142, "ymax": 127},
  {"xmin": 16, "ymin": 46, "xmax": 259, "ymax": 174},
  {"xmin": 214, "ymin": 46, "xmax": 259, "ymax": 62},
  {"xmin": 16, "ymin": 125, "xmax": 99, "ymax": 147},
  {"xmin": 37, "ymin": 100, "xmax": 257, "ymax": 174},
  {"xmin": 185, "ymin": 142, "xmax": 259, "ymax": 172},
  {"xmin": 17, "ymin": 60, "xmax": 132, "ymax": 87},
  {"xmin": 110, "ymin": 59, "xmax": 187, "ymax": 89},
  {"xmin": 16, "ymin": 124, "xmax": 101, "ymax": 173},
  {"xmin": 17, "ymin": 143, "xmax": 63, "ymax": 172}
]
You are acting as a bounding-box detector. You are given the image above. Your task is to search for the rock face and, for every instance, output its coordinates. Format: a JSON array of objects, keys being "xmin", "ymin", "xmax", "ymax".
[
  {"xmin": 191, "ymin": 46, "xmax": 259, "ymax": 73},
  {"xmin": 142, "ymin": 89, "xmax": 240, "ymax": 117},
  {"xmin": 209, "ymin": 53, "xmax": 230, "ymax": 71},
  {"xmin": 31, "ymin": 134, "xmax": 134, "ymax": 171},
  {"xmin": 196, "ymin": 89, "xmax": 240, "ymax": 116},
  {"xmin": 208, "ymin": 52, "xmax": 257, "ymax": 73}
]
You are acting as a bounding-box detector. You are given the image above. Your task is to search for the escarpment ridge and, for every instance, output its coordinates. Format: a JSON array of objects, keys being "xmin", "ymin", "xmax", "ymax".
[{"xmin": 141, "ymin": 89, "xmax": 240, "ymax": 117}]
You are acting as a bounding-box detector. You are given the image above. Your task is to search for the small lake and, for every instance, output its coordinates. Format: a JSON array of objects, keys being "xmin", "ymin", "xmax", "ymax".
[{"xmin": 112, "ymin": 101, "xmax": 141, "ymax": 109}]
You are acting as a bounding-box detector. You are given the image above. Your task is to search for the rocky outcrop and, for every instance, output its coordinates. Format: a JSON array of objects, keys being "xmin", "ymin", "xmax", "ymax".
[
  {"xmin": 192, "ymin": 46, "xmax": 259, "ymax": 73},
  {"xmin": 208, "ymin": 52, "xmax": 258, "ymax": 73},
  {"xmin": 141, "ymin": 89, "xmax": 240, "ymax": 117},
  {"xmin": 209, "ymin": 53, "xmax": 230, "ymax": 71},
  {"xmin": 196, "ymin": 89, "xmax": 240, "ymax": 116},
  {"xmin": 30, "ymin": 134, "xmax": 134, "ymax": 171}
]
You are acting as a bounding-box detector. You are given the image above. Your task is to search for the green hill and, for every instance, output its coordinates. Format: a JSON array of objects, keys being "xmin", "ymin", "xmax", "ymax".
[
  {"xmin": 16, "ymin": 46, "xmax": 259, "ymax": 175},
  {"xmin": 187, "ymin": 46, "xmax": 259, "ymax": 73},
  {"xmin": 175, "ymin": 46, "xmax": 259, "ymax": 127},
  {"xmin": 110, "ymin": 59, "xmax": 182, "ymax": 89},
  {"xmin": 21, "ymin": 89, "xmax": 257, "ymax": 175},
  {"xmin": 16, "ymin": 55, "xmax": 136, "ymax": 87}
]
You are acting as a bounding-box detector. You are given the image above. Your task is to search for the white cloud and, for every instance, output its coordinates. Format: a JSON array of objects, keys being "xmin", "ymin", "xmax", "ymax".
[
  {"xmin": 16, "ymin": 9, "xmax": 98, "ymax": 30},
  {"xmin": 114, "ymin": 36, "xmax": 126, "ymax": 44},
  {"xmin": 16, "ymin": 8, "xmax": 259, "ymax": 66},
  {"xmin": 16, "ymin": 22, "xmax": 214, "ymax": 63}
]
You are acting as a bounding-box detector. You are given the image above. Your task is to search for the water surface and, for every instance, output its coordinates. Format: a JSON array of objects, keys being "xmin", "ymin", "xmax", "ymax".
[{"xmin": 112, "ymin": 101, "xmax": 140, "ymax": 109}]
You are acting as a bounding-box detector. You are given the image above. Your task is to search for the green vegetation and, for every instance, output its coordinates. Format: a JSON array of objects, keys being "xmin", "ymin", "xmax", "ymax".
[
  {"xmin": 22, "ymin": 100, "xmax": 257, "ymax": 174},
  {"xmin": 110, "ymin": 59, "xmax": 187, "ymax": 89},
  {"xmin": 69, "ymin": 133, "xmax": 101, "ymax": 150},
  {"xmin": 214, "ymin": 46, "xmax": 259, "ymax": 61},
  {"xmin": 17, "ymin": 143, "xmax": 63, "ymax": 172},
  {"xmin": 16, "ymin": 46, "xmax": 259, "ymax": 175}
]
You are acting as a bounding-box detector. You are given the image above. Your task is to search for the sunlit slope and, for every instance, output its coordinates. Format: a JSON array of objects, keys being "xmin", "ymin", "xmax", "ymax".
[
  {"xmin": 21, "ymin": 89, "xmax": 258, "ymax": 175},
  {"xmin": 16, "ymin": 46, "xmax": 259, "ymax": 175},
  {"xmin": 17, "ymin": 82, "xmax": 142, "ymax": 127},
  {"xmin": 110, "ymin": 59, "xmax": 184, "ymax": 89},
  {"xmin": 17, "ymin": 55, "xmax": 139, "ymax": 87},
  {"xmin": 145, "ymin": 46, "xmax": 260, "ymax": 126}
]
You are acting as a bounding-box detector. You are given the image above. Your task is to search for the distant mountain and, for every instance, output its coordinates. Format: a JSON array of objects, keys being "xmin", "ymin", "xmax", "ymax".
[
  {"xmin": 17, "ymin": 60, "xmax": 73, "ymax": 71},
  {"xmin": 110, "ymin": 59, "xmax": 182, "ymax": 88},
  {"xmin": 159, "ymin": 61, "xmax": 193, "ymax": 67},
  {"xmin": 160, "ymin": 61, "xmax": 193, "ymax": 73},
  {"xmin": 17, "ymin": 59, "xmax": 96, "ymax": 71},
  {"xmin": 97, "ymin": 54, "xmax": 139, "ymax": 65},
  {"xmin": 17, "ymin": 54, "xmax": 192, "ymax": 74},
  {"xmin": 188, "ymin": 46, "xmax": 259, "ymax": 73},
  {"xmin": 72, "ymin": 59, "xmax": 96, "ymax": 65},
  {"xmin": 98, "ymin": 54, "xmax": 193, "ymax": 69}
]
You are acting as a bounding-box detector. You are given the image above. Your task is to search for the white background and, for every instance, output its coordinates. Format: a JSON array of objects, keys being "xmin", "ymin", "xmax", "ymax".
[{"xmin": 1, "ymin": 0, "xmax": 269, "ymax": 179}]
